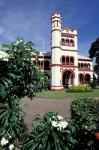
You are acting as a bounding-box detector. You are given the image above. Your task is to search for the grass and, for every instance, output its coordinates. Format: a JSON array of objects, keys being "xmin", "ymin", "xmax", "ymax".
[{"xmin": 37, "ymin": 88, "xmax": 99, "ymax": 100}]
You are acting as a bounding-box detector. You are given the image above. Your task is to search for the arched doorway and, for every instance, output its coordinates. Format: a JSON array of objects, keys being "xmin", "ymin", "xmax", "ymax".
[
  {"xmin": 85, "ymin": 74, "xmax": 91, "ymax": 83},
  {"xmin": 62, "ymin": 70, "xmax": 74, "ymax": 87},
  {"xmin": 79, "ymin": 74, "xmax": 84, "ymax": 84}
]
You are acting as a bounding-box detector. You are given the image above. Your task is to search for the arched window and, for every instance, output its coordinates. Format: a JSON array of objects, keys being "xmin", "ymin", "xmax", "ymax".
[
  {"xmin": 65, "ymin": 39, "xmax": 69, "ymax": 46},
  {"xmin": 61, "ymin": 39, "xmax": 65, "ymax": 46},
  {"xmin": 66, "ymin": 56, "xmax": 69, "ymax": 64},
  {"xmin": 38, "ymin": 61, "xmax": 40, "ymax": 67},
  {"xmin": 88, "ymin": 64, "xmax": 90, "ymax": 70},
  {"xmin": 41, "ymin": 61, "xmax": 43, "ymax": 68},
  {"xmin": 81, "ymin": 63, "xmax": 83, "ymax": 68},
  {"xmin": 84, "ymin": 63, "xmax": 87, "ymax": 68},
  {"xmin": 44, "ymin": 61, "xmax": 49, "ymax": 70},
  {"xmin": 78, "ymin": 63, "xmax": 80, "ymax": 68},
  {"xmin": 70, "ymin": 40, "xmax": 74, "ymax": 46},
  {"xmin": 62, "ymin": 56, "xmax": 65, "ymax": 65},
  {"xmin": 70, "ymin": 57, "xmax": 74, "ymax": 64},
  {"xmin": 56, "ymin": 21, "xmax": 58, "ymax": 27},
  {"xmin": 33, "ymin": 60, "xmax": 36, "ymax": 66}
]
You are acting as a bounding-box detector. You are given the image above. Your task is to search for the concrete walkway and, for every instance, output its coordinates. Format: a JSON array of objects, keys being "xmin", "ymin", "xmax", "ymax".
[{"xmin": 21, "ymin": 97, "xmax": 72, "ymax": 130}]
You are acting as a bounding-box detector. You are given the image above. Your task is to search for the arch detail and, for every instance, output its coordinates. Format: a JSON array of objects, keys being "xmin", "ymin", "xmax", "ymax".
[{"xmin": 62, "ymin": 69, "xmax": 75, "ymax": 87}]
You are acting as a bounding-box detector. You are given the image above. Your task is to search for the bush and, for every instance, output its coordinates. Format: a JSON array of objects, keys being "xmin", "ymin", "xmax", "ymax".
[
  {"xmin": 89, "ymin": 80, "xmax": 97, "ymax": 88},
  {"xmin": 67, "ymin": 85, "xmax": 92, "ymax": 92},
  {"xmin": 70, "ymin": 98, "xmax": 99, "ymax": 149},
  {"xmin": 89, "ymin": 80, "xmax": 99, "ymax": 88},
  {"xmin": 22, "ymin": 112, "xmax": 76, "ymax": 150}
]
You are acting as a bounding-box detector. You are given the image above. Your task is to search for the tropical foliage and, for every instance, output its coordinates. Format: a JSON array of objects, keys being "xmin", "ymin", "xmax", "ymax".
[
  {"xmin": 0, "ymin": 39, "xmax": 48, "ymax": 149},
  {"xmin": 0, "ymin": 137, "xmax": 15, "ymax": 150},
  {"xmin": 22, "ymin": 112, "xmax": 76, "ymax": 150}
]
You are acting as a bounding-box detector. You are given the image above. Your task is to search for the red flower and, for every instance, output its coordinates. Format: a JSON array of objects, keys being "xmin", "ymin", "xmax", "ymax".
[{"xmin": 95, "ymin": 133, "xmax": 99, "ymax": 140}]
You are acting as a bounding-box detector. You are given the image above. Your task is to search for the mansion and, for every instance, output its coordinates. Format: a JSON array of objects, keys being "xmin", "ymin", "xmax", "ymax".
[
  {"xmin": 0, "ymin": 12, "xmax": 93, "ymax": 91},
  {"xmin": 34, "ymin": 12, "xmax": 93, "ymax": 90}
]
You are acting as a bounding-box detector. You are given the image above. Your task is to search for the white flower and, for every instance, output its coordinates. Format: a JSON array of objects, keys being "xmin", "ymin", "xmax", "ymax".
[
  {"xmin": 9, "ymin": 135, "xmax": 12, "ymax": 139},
  {"xmin": 16, "ymin": 41, "xmax": 19, "ymax": 44},
  {"xmin": 1, "ymin": 137, "xmax": 9, "ymax": 146},
  {"xmin": 85, "ymin": 125, "xmax": 88, "ymax": 129},
  {"xmin": 57, "ymin": 121, "xmax": 68, "ymax": 130},
  {"xmin": 51, "ymin": 115, "xmax": 68, "ymax": 131},
  {"xmin": 61, "ymin": 121, "xmax": 68, "ymax": 128},
  {"xmin": 51, "ymin": 121, "xmax": 58, "ymax": 127},
  {"xmin": 57, "ymin": 115, "xmax": 63, "ymax": 120},
  {"xmin": 14, "ymin": 41, "xmax": 19, "ymax": 46},
  {"xmin": 14, "ymin": 48, "xmax": 17, "ymax": 51},
  {"xmin": 26, "ymin": 48, "xmax": 31, "ymax": 51},
  {"xmin": 19, "ymin": 39, "xmax": 23, "ymax": 42},
  {"xmin": 9, "ymin": 144, "xmax": 14, "ymax": 150},
  {"xmin": 57, "ymin": 127, "xmax": 60, "ymax": 131},
  {"xmin": 52, "ymin": 116, "xmax": 55, "ymax": 119}
]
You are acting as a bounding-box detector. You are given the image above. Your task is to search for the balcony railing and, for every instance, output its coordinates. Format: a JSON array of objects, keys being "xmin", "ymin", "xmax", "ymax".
[
  {"xmin": 62, "ymin": 62, "xmax": 74, "ymax": 66},
  {"xmin": 78, "ymin": 67, "xmax": 90, "ymax": 71}
]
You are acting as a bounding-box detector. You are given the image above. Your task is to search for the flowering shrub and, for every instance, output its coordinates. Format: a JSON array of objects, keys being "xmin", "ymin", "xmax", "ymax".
[
  {"xmin": 22, "ymin": 112, "xmax": 76, "ymax": 150},
  {"xmin": 1, "ymin": 39, "xmax": 48, "ymax": 99},
  {"xmin": 0, "ymin": 39, "xmax": 48, "ymax": 149},
  {"xmin": 67, "ymin": 84, "xmax": 92, "ymax": 92},
  {"xmin": 51, "ymin": 114, "xmax": 68, "ymax": 130},
  {"xmin": 71, "ymin": 98, "xmax": 99, "ymax": 149},
  {"xmin": 0, "ymin": 137, "xmax": 14, "ymax": 150}
]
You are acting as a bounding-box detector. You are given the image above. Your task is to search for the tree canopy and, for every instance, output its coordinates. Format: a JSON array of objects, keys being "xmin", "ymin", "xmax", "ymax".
[
  {"xmin": 89, "ymin": 38, "xmax": 99, "ymax": 76},
  {"xmin": 0, "ymin": 39, "xmax": 48, "ymax": 101}
]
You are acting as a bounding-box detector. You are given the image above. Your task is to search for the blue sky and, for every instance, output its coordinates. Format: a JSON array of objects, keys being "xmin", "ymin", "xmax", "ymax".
[{"xmin": 0, "ymin": 0, "xmax": 99, "ymax": 56}]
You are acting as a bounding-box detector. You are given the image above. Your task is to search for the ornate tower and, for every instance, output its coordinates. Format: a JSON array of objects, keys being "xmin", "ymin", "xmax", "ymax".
[{"xmin": 51, "ymin": 12, "xmax": 63, "ymax": 90}]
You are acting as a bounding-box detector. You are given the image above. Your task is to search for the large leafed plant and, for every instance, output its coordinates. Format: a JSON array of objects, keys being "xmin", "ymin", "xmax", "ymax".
[
  {"xmin": 22, "ymin": 112, "xmax": 76, "ymax": 150},
  {"xmin": 0, "ymin": 39, "xmax": 48, "ymax": 149}
]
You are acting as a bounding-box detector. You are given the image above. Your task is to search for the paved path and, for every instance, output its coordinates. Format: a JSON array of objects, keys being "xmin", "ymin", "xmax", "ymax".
[{"xmin": 21, "ymin": 97, "xmax": 72, "ymax": 130}]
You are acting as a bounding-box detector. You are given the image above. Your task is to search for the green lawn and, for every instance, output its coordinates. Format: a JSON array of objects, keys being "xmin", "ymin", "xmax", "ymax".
[{"xmin": 37, "ymin": 89, "xmax": 99, "ymax": 100}]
